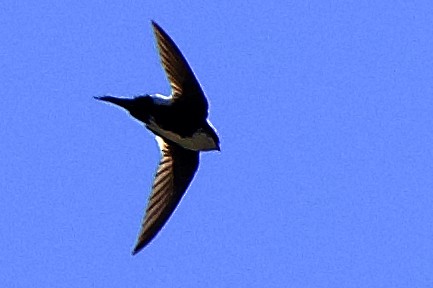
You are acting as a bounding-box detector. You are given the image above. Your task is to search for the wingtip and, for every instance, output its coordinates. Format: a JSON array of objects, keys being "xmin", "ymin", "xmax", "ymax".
[
  {"xmin": 151, "ymin": 20, "xmax": 159, "ymax": 29},
  {"xmin": 131, "ymin": 243, "xmax": 144, "ymax": 256},
  {"xmin": 151, "ymin": 20, "xmax": 166, "ymax": 36}
]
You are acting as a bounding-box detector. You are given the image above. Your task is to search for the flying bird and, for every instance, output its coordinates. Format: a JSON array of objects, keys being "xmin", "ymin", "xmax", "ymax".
[{"xmin": 95, "ymin": 21, "xmax": 220, "ymax": 255}]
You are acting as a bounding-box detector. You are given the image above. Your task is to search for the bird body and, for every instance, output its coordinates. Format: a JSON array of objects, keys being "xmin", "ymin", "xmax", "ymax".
[
  {"xmin": 98, "ymin": 95, "xmax": 219, "ymax": 151},
  {"xmin": 95, "ymin": 21, "xmax": 219, "ymax": 255}
]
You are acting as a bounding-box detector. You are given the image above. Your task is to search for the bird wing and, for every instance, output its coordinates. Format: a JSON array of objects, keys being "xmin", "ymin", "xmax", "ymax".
[
  {"xmin": 151, "ymin": 21, "xmax": 208, "ymax": 114},
  {"xmin": 132, "ymin": 137, "xmax": 199, "ymax": 254}
]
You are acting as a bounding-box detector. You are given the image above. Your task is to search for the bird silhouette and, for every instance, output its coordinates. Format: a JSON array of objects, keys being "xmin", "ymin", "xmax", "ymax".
[{"xmin": 95, "ymin": 21, "xmax": 219, "ymax": 255}]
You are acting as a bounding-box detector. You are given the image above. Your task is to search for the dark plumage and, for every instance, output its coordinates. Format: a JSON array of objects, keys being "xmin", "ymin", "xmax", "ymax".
[{"xmin": 95, "ymin": 21, "xmax": 219, "ymax": 255}]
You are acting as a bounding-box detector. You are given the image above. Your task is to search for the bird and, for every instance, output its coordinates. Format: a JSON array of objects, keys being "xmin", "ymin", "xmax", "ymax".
[{"xmin": 95, "ymin": 21, "xmax": 220, "ymax": 255}]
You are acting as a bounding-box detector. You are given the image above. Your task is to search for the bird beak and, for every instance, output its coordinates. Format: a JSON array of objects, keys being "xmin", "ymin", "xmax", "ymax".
[{"xmin": 94, "ymin": 96, "xmax": 133, "ymax": 111}]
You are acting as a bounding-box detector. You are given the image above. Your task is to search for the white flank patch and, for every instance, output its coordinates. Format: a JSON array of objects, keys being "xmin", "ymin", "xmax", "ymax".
[
  {"xmin": 147, "ymin": 119, "xmax": 218, "ymax": 151},
  {"xmin": 151, "ymin": 94, "xmax": 172, "ymax": 105}
]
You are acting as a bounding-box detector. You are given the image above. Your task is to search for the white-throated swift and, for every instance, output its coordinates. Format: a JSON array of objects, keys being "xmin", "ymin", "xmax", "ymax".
[{"xmin": 95, "ymin": 21, "xmax": 219, "ymax": 255}]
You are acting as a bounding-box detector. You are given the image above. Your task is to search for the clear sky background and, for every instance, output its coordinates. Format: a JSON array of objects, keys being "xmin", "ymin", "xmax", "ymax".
[{"xmin": 1, "ymin": 1, "xmax": 433, "ymax": 287}]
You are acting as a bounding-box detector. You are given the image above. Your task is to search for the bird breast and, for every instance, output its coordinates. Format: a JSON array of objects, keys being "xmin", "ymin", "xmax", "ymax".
[{"xmin": 147, "ymin": 120, "xmax": 218, "ymax": 151}]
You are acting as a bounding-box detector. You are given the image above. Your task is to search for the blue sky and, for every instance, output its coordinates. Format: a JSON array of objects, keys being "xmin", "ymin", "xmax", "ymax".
[{"xmin": 1, "ymin": 1, "xmax": 433, "ymax": 287}]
